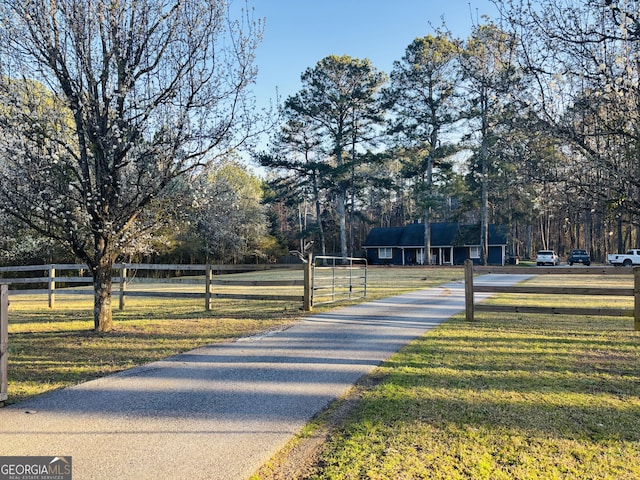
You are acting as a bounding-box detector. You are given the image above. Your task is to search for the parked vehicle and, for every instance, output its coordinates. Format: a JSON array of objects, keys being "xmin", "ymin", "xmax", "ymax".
[
  {"xmin": 567, "ymin": 249, "xmax": 591, "ymax": 266},
  {"xmin": 608, "ymin": 249, "xmax": 640, "ymax": 266},
  {"xmin": 536, "ymin": 250, "xmax": 559, "ymax": 266}
]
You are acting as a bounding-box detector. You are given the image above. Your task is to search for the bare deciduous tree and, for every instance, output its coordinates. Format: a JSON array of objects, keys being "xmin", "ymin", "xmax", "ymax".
[
  {"xmin": 0, "ymin": 0, "xmax": 263, "ymax": 331},
  {"xmin": 499, "ymin": 0, "xmax": 640, "ymax": 252}
]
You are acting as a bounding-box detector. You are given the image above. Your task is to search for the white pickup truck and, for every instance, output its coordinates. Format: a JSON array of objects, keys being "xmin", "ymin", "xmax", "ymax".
[{"xmin": 608, "ymin": 249, "xmax": 640, "ymax": 266}]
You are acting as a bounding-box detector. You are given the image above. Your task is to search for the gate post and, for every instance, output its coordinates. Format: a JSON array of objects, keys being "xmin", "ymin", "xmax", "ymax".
[
  {"xmin": 1, "ymin": 284, "xmax": 8, "ymax": 403},
  {"xmin": 303, "ymin": 253, "xmax": 313, "ymax": 312},
  {"xmin": 634, "ymin": 267, "xmax": 640, "ymax": 331},
  {"xmin": 464, "ymin": 259, "xmax": 475, "ymax": 322}
]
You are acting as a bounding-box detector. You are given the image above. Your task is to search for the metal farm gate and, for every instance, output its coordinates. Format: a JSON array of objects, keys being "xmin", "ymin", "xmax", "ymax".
[{"xmin": 311, "ymin": 255, "xmax": 367, "ymax": 307}]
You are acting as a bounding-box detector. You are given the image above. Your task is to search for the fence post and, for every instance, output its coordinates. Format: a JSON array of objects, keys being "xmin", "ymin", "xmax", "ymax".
[
  {"xmin": 205, "ymin": 265, "xmax": 212, "ymax": 311},
  {"xmin": 303, "ymin": 253, "xmax": 313, "ymax": 311},
  {"xmin": 48, "ymin": 265, "xmax": 55, "ymax": 309},
  {"xmin": 464, "ymin": 259, "xmax": 475, "ymax": 322},
  {"xmin": 634, "ymin": 267, "xmax": 640, "ymax": 331},
  {"xmin": 119, "ymin": 264, "xmax": 127, "ymax": 311},
  {"xmin": 1, "ymin": 284, "xmax": 8, "ymax": 403}
]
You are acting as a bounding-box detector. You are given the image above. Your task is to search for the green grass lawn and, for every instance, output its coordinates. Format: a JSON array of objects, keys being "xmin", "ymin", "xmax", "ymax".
[{"xmin": 297, "ymin": 274, "xmax": 640, "ymax": 480}]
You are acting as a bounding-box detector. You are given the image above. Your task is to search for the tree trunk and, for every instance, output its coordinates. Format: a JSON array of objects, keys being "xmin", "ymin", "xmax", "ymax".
[
  {"xmin": 480, "ymin": 94, "xmax": 489, "ymax": 266},
  {"xmin": 481, "ymin": 173, "xmax": 488, "ymax": 265},
  {"xmin": 424, "ymin": 146, "xmax": 435, "ymax": 265},
  {"xmin": 337, "ymin": 189, "xmax": 348, "ymax": 260},
  {"xmin": 424, "ymin": 208, "xmax": 431, "ymax": 265},
  {"xmin": 93, "ymin": 260, "xmax": 114, "ymax": 332}
]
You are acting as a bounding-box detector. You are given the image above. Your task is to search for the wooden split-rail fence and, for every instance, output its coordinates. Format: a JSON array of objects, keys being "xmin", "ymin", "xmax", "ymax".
[
  {"xmin": 0, "ymin": 263, "xmax": 307, "ymax": 311},
  {"xmin": 0, "ymin": 256, "xmax": 368, "ymax": 311},
  {"xmin": 463, "ymin": 259, "xmax": 640, "ymax": 331}
]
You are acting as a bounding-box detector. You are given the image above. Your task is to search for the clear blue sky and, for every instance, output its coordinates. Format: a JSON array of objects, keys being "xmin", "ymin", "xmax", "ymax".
[{"xmin": 247, "ymin": 0, "xmax": 499, "ymax": 108}]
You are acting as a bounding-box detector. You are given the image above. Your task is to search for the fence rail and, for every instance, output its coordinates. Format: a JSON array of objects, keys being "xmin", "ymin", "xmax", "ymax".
[
  {"xmin": 0, "ymin": 263, "xmax": 307, "ymax": 311},
  {"xmin": 464, "ymin": 260, "xmax": 640, "ymax": 331},
  {"xmin": 0, "ymin": 260, "xmax": 368, "ymax": 312}
]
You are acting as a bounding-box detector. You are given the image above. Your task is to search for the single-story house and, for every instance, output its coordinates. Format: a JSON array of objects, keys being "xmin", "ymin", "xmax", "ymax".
[{"xmin": 362, "ymin": 222, "xmax": 508, "ymax": 266}]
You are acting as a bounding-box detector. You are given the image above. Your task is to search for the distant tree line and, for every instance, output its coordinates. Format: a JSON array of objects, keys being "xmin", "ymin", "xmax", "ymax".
[{"xmin": 261, "ymin": 0, "xmax": 640, "ymax": 265}]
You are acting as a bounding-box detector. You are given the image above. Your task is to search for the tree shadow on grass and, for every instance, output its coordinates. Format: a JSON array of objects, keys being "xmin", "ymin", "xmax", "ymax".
[{"xmin": 358, "ymin": 313, "xmax": 640, "ymax": 443}]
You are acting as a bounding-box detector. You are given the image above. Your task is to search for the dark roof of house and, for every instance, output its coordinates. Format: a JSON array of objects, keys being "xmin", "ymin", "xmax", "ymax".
[
  {"xmin": 362, "ymin": 222, "xmax": 508, "ymax": 248},
  {"xmin": 361, "ymin": 226, "xmax": 405, "ymax": 247}
]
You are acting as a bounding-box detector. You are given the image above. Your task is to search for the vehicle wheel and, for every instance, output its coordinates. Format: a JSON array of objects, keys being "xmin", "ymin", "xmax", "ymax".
[
  {"xmin": 585, "ymin": 262, "xmax": 590, "ymax": 266},
  {"xmin": 569, "ymin": 262, "xmax": 573, "ymax": 266},
  {"xmin": 623, "ymin": 259, "xmax": 632, "ymax": 267},
  {"xmin": 537, "ymin": 262, "xmax": 542, "ymax": 266}
]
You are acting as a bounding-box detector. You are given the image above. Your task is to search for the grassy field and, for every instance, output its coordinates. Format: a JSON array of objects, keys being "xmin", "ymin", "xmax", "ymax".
[
  {"xmin": 289, "ymin": 274, "xmax": 640, "ymax": 480},
  {"xmin": 3, "ymin": 266, "xmax": 463, "ymax": 404}
]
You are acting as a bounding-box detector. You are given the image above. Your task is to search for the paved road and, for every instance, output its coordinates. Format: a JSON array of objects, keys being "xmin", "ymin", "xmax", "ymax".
[{"xmin": 0, "ymin": 274, "xmax": 530, "ymax": 480}]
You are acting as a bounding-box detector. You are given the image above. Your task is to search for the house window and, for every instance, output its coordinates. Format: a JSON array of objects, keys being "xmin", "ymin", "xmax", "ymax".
[
  {"xmin": 379, "ymin": 247, "xmax": 393, "ymax": 259},
  {"xmin": 470, "ymin": 246, "xmax": 481, "ymax": 259}
]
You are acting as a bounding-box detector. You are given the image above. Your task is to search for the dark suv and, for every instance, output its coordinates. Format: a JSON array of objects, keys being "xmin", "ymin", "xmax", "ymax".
[{"xmin": 567, "ymin": 249, "xmax": 591, "ymax": 266}]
